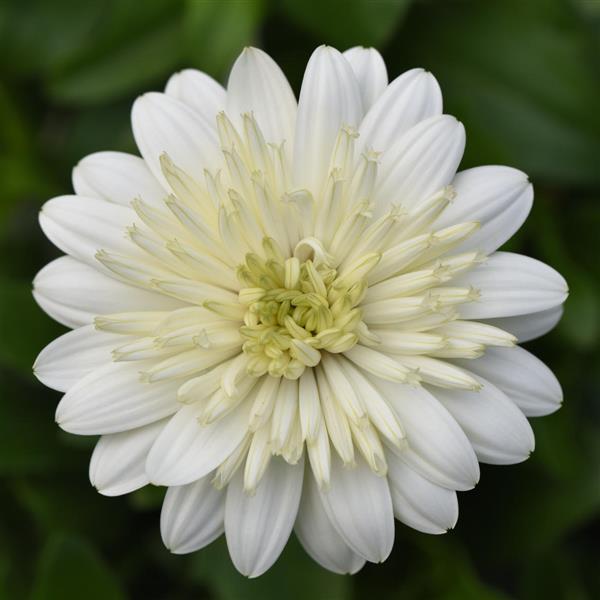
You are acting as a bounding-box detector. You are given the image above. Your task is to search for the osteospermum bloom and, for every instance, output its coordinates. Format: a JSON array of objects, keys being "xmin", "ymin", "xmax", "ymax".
[{"xmin": 33, "ymin": 45, "xmax": 568, "ymax": 577}]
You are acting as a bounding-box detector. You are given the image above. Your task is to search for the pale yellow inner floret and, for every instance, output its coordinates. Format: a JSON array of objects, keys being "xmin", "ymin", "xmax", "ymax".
[{"xmin": 237, "ymin": 238, "xmax": 380, "ymax": 379}]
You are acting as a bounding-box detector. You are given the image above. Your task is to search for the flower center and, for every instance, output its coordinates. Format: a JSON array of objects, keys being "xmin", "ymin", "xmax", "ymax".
[{"xmin": 237, "ymin": 238, "xmax": 378, "ymax": 379}]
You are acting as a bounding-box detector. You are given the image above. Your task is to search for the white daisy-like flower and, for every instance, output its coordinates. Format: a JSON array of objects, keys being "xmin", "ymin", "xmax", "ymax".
[{"xmin": 33, "ymin": 45, "xmax": 568, "ymax": 577}]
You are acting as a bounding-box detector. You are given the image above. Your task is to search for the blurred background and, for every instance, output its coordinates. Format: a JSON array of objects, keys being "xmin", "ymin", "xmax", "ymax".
[{"xmin": 0, "ymin": 0, "xmax": 599, "ymax": 598}]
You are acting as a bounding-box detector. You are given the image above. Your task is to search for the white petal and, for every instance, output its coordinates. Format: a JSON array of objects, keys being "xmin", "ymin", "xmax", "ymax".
[
  {"xmin": 433, "ymin": 376, "xmax": 535, "ymax": 464},
  {"xmin": 89, "ymin": 419, "xmax": 166, "ymax": 496},
  {"xmin": 226, "ymin": 47, "xmax": 297, "ymax": 146},
  {"xmin": 484, "ymin": 306, "xmax": 563, "ymax": 343},
  {"xmin": 435, "ymin": 166, "xmax": 533, "ymax": 253},
  {"xmin": 132, "ymin": 92, "xmax": 221, "ymax": 191},
  {"xmin": 33, "ymin": 256, "xmax": 184, "ymax": 327},
  {"xmin": 358, "ymin": 68, "xmax": 442, "ymax": 155},
  {"xmin": 56, "ymin": 361, "xmax": 180, "ymax": 434},
  {"xmin": 295, "ymin": 470, "xmax": 365, "ymax": 574},
  {"xmin": 457, "ymin": 252, "xmax": 568, "ymax": 319},
  {"xmin": 293, "ymin": 45, "xmax": 363, "ymax": 194},
  {"xmin": 454, "ymin": 346, "xmax": 562, "ymax": 417},
  {"xmin": 342, "ymin": 46, "xmax": 388, "ymax": 112},
  {"xmin": 298, "ymin": 368, "xmax": 321, "ymax": 442},
  {"xmin": 161, "ymin": 475, "xmax": 225, "ymax": 554},
  {"xmin": 338, "ymin": 358, "xmax": 405, "ymax": 447},
  {"xmin": 386, "ymin": 453, "xmax": 458, "ymax": 534},
  {"xmin": 33, "ymin": 325, "xmax": 126, "ymax": 392},
  {"xmin": 319, "ymin": 454, "xmax": 394, "ymax": 563},
  {"xmin": 33, "ymin": 291, "xmax": 89, "ymax": 329},
  {"xmin": 225, "ymin": 457, "xmax": 304, "ymax": 578},
  {"xmin": 374, "ymin": 115, "xmax": 465, "ymax": 212},
  {"xmin": 165, "ymin": 69, "xmax": 226, "ymax": 123},
  {"xmin": 373, "ymin": 379, "xmax": 480, "ymax": 490},
  {"xmin": 39, "ymin": 195, "xmax": 137, "ymax": 266},
  {"xmin": 146, "ymin": 399, "xmax": 251, "ymax": 486},
  {"xmin": 72, "ymin": 152, "xmax": 166, "ymax": 208}
]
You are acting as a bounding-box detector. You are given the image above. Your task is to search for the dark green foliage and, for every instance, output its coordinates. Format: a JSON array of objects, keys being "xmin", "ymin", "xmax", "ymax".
[{"xmin": 0, "ymin": 0, "xmax": 598, "ymax": 597}]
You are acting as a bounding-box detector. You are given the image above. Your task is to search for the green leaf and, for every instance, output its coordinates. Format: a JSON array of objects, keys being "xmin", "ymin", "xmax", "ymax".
[
  {"xmin": 0, "ymin": 85, "xmax": 60, "ymax": 228},
  {"xmin": 10, "ymin": 477, "xmax": 140, "ymax": 549},
  {"xmin": 31, "ymin": 533, "xmax": 126, "ymax": 600},
  {"xmin": 0, "ymin": 83, "xmax": 31, "ymax": 154},
  {"xmin": 183, "ymin": 0, "xmax": 266, "ymax": 78},
  {"xmin": 0, "ymin": 0, "xmax": 105, "ymax": 76},
  {"xmin": 0, "ymin": 156, "xmax": 58, "ymax": 230},
  {"xmin": 557, "ymin": 269, "xmax": 599, "ymax": 349},
  {"xmin": 526, "ymin": 195, "xmax": 600, "ymax": 350},
  {"xmin": 59, "ymin": 101, "xmax": 136, "ymax": 165},
  {"xmin": 0, "ymin": 278, "xmax": 63, "ymax": 374},
  {"xmin": 47, "ymin": 20, "xmax": 184, "ymax": 105},
  {"xmin": 128, "ymin": 485, "xmax": 166, "ymax": 511},
  {"xmin": 469, "ymin": 437, "xmax": 600, "ymax": 563},
  {"xmin": 0, "ymin": 0, "xmax": 179, "ymax": 81},
  {"xmin": 281, "ymin": 0, "xmax": 412, "ymax": 48},
  {"xmin": 519, "ymin": 548, "xmax": 590, "ymax": 600},
  {"xmin": 355, "ymin": 533, "xmax": 511, "ymax": 600},
  {"xmin": 394, "ymin": 0, "xmax": 600, "ymax": 185},
  {"xmin": 0, "ymin": 371, "xmax": 80, "ymax": 475}
]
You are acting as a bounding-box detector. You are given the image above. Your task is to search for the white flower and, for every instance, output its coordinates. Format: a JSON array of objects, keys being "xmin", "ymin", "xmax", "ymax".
[{"xmin": 33, "ymin": 45, "xmax": 568, "ymax": 577}]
